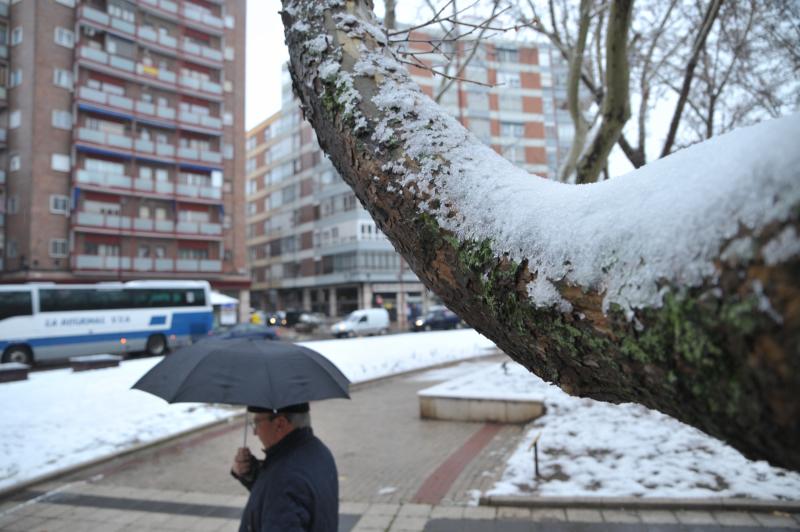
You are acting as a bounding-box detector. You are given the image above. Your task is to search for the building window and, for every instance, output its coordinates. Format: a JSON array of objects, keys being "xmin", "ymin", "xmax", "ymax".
[
  {"xmin": 50, "ymin": 239, "xmax": 69, "ymax": 258},
  {"xmin": 50, "ymin": 195, "xmax": 70, "ymax": 214},
  {"xmin": 500, "ymin": 122, "xmax": 525, "ymax": 138},
  {"xmin": 6, "ymin": 240, "xmax": 17, "ymax": 259},
  {"xmin": 51, "ymin": 153, "xmax": 71, "ymax": 172},
  {"xmin": 246, "ymin": 137, "xmax": 257, "ymax": 151},
  {"xmin": 223, "ymin": 112, "xmax": 233, "ymax": 126},
  {"xmin": 224, "ymin": 15, "xmax": 235, "ymax": 28},
  {"xmin": 53, "ymin": 0, "xmax": 76, "ymax": 6},
  {"xmin": 54, "ymin": 27, "xmax": 75, "ymax": 48},
  {"xmin": 53, "ymin": 68, "xmax": 73, "ymax": 90},
  {"xmin": 52, "ymin": 110, "xmax": 72, "ymax": 130},
  {"xmin": 8, "ymin": 69, "xmax": 22, "ymax": 88},
  {"xmin": 9, "ymin": 109, "xmax": 20, "ymax": 129},
  {"xmin": 10, "ymin": 27, "xmax": 22, "ymax": 46},
  {"xmin": 497, "ymin": 70, "xmax": 521, "ymax": 88},
  {"xmin": 9, "ymin": 154, "xmax": 20, "ymax": 172},
  {"xmin": 495, "ymin": 48, "xmax": 519, "ymax": 63},
  {"xmin": 6, "ymin": 195, "xmax": 18, "ymax": 214}
]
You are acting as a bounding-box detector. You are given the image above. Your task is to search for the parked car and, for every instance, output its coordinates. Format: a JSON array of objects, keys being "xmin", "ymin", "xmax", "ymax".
[
  {"xmin": 295, "ymin": 312, "xmax": 325, "ymax": 333},
  {"xmin": 330, "ymin": 308, "xmax": 390, "ymax": 338},
  {"xmin": 411, "ymin": 308, "xmax": 464, "ymax": 332},
  {"xmin": 206, "ymin": 323, "xmax": 279, "ymax": 341},
  {"xmin": 265, "ymin": 311, "xmax": 287, "ymax": 327}
]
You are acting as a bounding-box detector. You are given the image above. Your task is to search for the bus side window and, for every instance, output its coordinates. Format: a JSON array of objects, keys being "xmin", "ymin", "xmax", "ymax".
[{"xmin": 0, "ymin": 291, "xmax": 33, "ymax": 320}]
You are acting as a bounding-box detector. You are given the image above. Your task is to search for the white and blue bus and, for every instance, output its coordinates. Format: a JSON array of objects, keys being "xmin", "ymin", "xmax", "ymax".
[{"xmin": 0, "ymin": 280, "xmax": 213, "ymax": 365}]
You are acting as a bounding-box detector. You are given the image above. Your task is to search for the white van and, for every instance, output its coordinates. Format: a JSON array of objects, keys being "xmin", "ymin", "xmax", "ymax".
[{"xmin": 330, "ymin": 308, "xmax": 390, "ymax": 338}]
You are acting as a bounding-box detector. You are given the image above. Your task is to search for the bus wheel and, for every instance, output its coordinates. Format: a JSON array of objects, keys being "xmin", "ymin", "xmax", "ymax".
[
  {"xmin": 146, "ymin": 335, "xmax": 167, "ymax": 356},
  {"xmin": 3, "ymin": 345, "xmax": 32, "ymax": 365}
]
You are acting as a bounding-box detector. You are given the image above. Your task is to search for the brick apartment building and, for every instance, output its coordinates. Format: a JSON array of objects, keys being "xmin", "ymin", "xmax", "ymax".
[
  {"xmin": 245, "ymin": 34, "xmax": 572, "ymax": 324},
  {"xmin": 0, "ymin": 0, "xmax": 249, "ymax": 309}
]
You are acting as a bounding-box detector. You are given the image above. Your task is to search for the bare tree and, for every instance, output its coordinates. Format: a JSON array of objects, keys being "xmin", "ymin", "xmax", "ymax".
[
  {"xmin": 512, "ymin": 0, "xmax": 798, "ymax": 178},
  {"xmin": 280, "ymin": 0, "xmax": 800, "ymax": 472}
]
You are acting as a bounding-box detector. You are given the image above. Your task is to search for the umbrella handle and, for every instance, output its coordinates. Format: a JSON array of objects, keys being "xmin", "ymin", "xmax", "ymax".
[{"xmin": 243, "ymin": 411, "xmax": 248, "ymax": 448}]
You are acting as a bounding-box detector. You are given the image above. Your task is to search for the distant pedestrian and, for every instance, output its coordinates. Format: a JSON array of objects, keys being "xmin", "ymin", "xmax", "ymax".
[{"xmin": 231, "ymin": 403, "xmax": 338, "ymax": 532}]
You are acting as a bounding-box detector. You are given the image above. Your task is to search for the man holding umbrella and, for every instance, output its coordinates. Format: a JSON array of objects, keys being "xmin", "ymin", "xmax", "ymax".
[
  {"xmin": 231, "ymin": 402, "xmax": 338, "ymax": 531},
  {"xmin": 132, "ymin": 337, "xmax": 350, "ymax": 532}
]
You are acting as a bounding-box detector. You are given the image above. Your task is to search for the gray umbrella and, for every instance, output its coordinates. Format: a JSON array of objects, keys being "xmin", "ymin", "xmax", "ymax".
[{"xmin": 132, "ymin": 337, "xmax": 350, "ymax": 410}]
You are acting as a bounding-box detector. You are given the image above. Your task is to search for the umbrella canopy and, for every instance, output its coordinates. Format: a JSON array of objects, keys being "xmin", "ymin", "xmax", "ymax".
[{"xmin": 132, "ymin": 337, "xmax": 350, "ymax": 410}]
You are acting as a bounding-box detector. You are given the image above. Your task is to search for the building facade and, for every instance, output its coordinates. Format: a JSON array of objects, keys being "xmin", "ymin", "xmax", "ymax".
[
  {"xmin": 246, "ymin": 35, "xmax": 571, "ymax": 324},
  {"xmin": 0, "ymin": 0, "xmax": 249, "ymax": 309}
]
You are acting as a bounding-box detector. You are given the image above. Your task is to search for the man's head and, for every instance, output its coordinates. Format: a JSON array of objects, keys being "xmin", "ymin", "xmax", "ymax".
[{"xmin": 247, "ymin": 403, "xmax": 310, "ymax": 449}]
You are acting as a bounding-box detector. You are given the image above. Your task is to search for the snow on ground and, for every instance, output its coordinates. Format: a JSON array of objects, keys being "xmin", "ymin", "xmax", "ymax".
[
  {"xmin": 420, "ymin": 362, "xmax": 800, "ymax": 501},
  {"xmin": 0, "ymin": 330, "xmax": 494, "ymax": 492}
]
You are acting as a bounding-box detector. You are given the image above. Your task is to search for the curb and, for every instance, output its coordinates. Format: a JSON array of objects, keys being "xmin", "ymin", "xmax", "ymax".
[
  {"xmin": 480, "ymin": 495, "xmax": 800, "ymax": 513},
  {"xmin": 0, "ymin": 414, "xmax": 241, "ymax": 502}
]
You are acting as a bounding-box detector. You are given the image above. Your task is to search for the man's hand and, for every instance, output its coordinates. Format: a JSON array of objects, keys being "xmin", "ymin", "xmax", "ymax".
[{"xmin": 232, "ymin": 447, "xmax": 253, "ymax": 477}]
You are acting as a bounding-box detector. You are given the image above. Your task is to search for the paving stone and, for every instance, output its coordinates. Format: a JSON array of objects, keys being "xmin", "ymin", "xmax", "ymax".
[
  {"xmin": 752, "ymin": 511, "xmax": 800, "ymax": 529},
  {"xmin": 530, "ymin": 508, "xmax": 567, "ymax": 522},
  {"xmin": 675, "ymin": 510, "xmax": 717, "ymax": 525},
  {"xmin": 566, "ymin": 508, "xmax": 604, "ymax": 523},
  {"xmin": 712, "ymin": 511, "xmax": 761, "ymax": 526},
  {"xmin": 398, "ymin": 503, "xmax": 432, "ymax": 517},
  {"xmin": 462, "ymin": 505, "xmax": 496, "ymax": 519},
  {"xmin": 430, "ymin": 506, "xmax": 465, "ymax": 519},
  {"xmin": 365, "ymin": 503, "xmax": 401, "ymax": 516},
  {"xmin": 356, "ymin": 512, "xmax": 395, "ymax": 528},
  {"xmin": 637, "ymin": 510, "xmax": 679, "ymax": 524},
  {"xmin": 388, "ymin": 515, "xmax": 428, "ymax": 531},
  {"xmin": 497, "ymin": 506, "xmax": 532, "ymax": 520},
  {"xmin": 601, "ymin": 509, "xmax": 641, "ymax": 523},
  {"xmin": 341, "ymin": 501, "xmax": 371, "ymax": 515}
]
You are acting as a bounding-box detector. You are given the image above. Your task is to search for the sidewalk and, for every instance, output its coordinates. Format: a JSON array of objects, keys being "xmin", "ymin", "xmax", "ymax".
[{"xmin": 1, "ymin": 356, "xmax": 798, "ymax": 531}]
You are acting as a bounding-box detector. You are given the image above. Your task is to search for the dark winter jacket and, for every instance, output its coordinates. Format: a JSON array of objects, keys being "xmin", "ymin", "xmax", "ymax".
[{"xmin": 232, "ymin": 427, "xmax": 338, "ymax": 532}]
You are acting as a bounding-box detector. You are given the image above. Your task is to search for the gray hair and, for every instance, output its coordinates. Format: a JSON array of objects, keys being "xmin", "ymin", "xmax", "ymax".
[{"xmin": 284, "ymin": 411, "xmax": 311, "ymax": 428}]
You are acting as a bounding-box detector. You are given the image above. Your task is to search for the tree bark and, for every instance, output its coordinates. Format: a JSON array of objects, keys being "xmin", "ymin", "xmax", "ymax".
[
  {"xmin": 660, "ymin": 0, "xmax": 723, "ymax": 157},
  {"xmin": 280, "ymin": 0, "xmax": 800, "ymax": 471},
  {"xmin": 573, "ymin": 0, "xmax": 634, "ymax": 184}
]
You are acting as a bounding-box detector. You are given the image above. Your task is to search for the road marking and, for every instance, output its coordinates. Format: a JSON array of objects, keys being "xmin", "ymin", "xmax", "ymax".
[{"xmin": 412, "ymin": 423, "xmax": 503, "ymax": 505}]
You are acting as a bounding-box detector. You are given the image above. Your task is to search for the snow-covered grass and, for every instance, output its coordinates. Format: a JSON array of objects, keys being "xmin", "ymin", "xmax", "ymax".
[
  {"xmin": 430, "ymin": 362, "xmax": 800, "ymax": 501},
  {"xmin": 0, "ymin": 330, "xmax": 494, "ymax": 492}
]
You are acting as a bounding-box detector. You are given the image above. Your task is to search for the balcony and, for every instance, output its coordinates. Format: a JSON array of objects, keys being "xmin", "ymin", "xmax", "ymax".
[
  {"xmin": 78, "ymin": 46, "xmax": 136, "ymax": 74},
  {"xmin": 78, "ymin": 5, "xmax": 136, "ymax": 37},
  {"xmin": 182, "ymin": 4, "xmax": 225, "ymax": 34},
  {"xmin": 179, "ymin": 75, "xmax": 222, "ymax": 96},
  {"xmin": 139, "ymin": 0, "xmax": 179, "ymax": 17},
  {"xmin": 137, "ymin": 26, "xmax": 178, "ymax": 50},
  {"xmin": 136, "ymin": 62, "xmax": 178, "ymax": 84},
  {"xmin": 76, "ymin": 169, "xmax": 133, "ymax": 189},
  {"xmin": 75, "ymin": 211, "xmax": 222, "ymax": 239},
  {"xmin": 77, "ymin": 86, "xmax": 135, "ymax": 112},
  {"xmin": 177, "ymin": 147, "xmax": 222, "ymax": 165},
  {"xmin": 176, "ymin": 259, "xmax": 223, "ymax": 272},
  {"xmin": 74, "ymin": 255, "xmax": 221, "ymax": 273},
  {"xmin": 178, "ymin": 110, "xmax": 222, "ymax": 132},
  {"xmin": 181, "ymin": 40, "xmax": 223, "ymax": 64},
  {"xmin": 176, "ymin": 183, "xmax": 222, "ymax": 200},
  {"xmin": 135, "ymin": 100, "xmax": 177, "ymax": 121},
  {"xmin": 76, "ymin": 128, "xmax": 133, "ymax": 150},
  {"xmin": 75, "ymin": 255, "xmax": 132, "ymax": 270},
  {"xmin": 176, "ymin": 220, "xmax": 222, "ymax": 235}
]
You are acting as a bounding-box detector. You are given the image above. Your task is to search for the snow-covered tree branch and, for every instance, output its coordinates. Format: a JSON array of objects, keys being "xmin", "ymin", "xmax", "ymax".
[{"xmin": 280, "ymin": 0, "xmax": 800, "ymax": 471}]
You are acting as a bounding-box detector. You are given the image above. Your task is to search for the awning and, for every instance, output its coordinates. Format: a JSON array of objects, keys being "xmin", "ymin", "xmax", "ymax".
[{"xmin": 210, "ymin": 291, "xmax": 238, "ymax": 306}]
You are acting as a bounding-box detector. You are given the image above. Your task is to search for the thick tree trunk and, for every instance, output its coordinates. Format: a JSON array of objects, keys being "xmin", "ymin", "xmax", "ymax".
[{"xmin": 280, "ymin": 0, "xmax": 800, "ymax": 471}]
